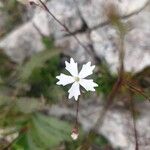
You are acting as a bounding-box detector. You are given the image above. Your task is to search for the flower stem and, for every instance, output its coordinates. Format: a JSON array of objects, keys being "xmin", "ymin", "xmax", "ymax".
[{"xmin": 75, "ymin": 99, "xmax": 80, "ymax": 129}]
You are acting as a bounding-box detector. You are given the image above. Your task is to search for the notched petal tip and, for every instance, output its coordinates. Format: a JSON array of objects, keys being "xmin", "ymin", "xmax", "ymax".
[
  {"xmin": 94, "ymin": 83, "xmax": 98, "ymax": 87},
  {"xmin": 65, "ymin": 58, "xmax": 78, "ymax": 76},
  {"xmin": 56, "ymin": 81, "xmax": 61, "ymax": 85},
  {"xmin": 65, "ymin": 61, "xmax": 69, "ymax": 66},
  {"xmin": 56, "ymin": 75, "xmax": 60, "ymax": 79},
  {"xmin": 79, "ymin": 79, "xmax": 98, "ymax": 92},
  {"xmin": 78, "ymin": 61, "xmax": 95, "ymax": 78},
  {"xmin": 74, "ymin": 96, "xmax": 79, "ymax": 101},
  {"xmin": 56, "ymin": 73, "xmax": 74, "ymax": 86},
  {"xmin": 68, "ymin": 93, "xmax": 72, "ymax": 99},
  {"xmin": 70, "ymin": 57, "xmax": 75, "ymax": 63},
  {"xmin": 91, "ymin": 65, "xmax": 95, "ymax": 69},
  {"xmin": 68, "ymin": 95, "xmax": 79, "ymax": 101},
  {"xmin": 68, "ymin": 82, "xmax": 80, "ymax": 101},
  {"xmin": 87, "ymin": 61, "xmax": 91, "ymax": 65}
]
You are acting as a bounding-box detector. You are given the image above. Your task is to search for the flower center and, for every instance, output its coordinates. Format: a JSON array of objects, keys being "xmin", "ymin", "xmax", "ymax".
[{"xmin": 74, "ymin": 76, "xmax": 80, "ymax": 82}]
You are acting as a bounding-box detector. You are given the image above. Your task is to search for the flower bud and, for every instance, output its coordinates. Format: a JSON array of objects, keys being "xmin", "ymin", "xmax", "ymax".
[{"xmin": 71, "ymin": 128, "xmax": 79, "ymax": 140}]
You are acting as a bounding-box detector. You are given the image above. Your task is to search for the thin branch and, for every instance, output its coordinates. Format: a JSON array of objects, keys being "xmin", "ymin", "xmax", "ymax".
[
  {"xmin": 80, "ymin": 19, "xmax": 126, "ymax": 149},
  {"xmin": 75, "ymin": 99, "xmax": 80, "ymax": 129},
  {"xmin": 121, "ymin": 0, "xmax": 149, "ymax": 19},
  {"xmin": 129, "ymin": 92, "xmax": 139, "ymax": 150},
  {"xmin": 81, "ymin": 37, "xmax": 125, "ymax": 150},
  {"xmin": 2, "ymin": 136, "xmax": 19, "ymax": 150},
  {"xmin": 37, "ymin": 0, "xmax": 95, "ymax": 60},
  {"xmin": 73, "ymin": 0, "xmax": 88, "ymax": 27},
  {"xmin": 72, "ymin": 0, "xmax": 101, "ymax": 63},
  {"xmin": 32, "ymin": 22, "xmax": 45, "ymax": 38},
  {"xmin": 89, "ymin": 0, "xmax": 149, "ymax": 31},
  {"xmin": 2, "ymin": 127, "xmax": 28, "ymax": 150},
  {"xmin": 94, "ymin": 25, "xmax": 125, "ymax": 129},
  {"xmin": 124, "ymin": 81, "xmax": 150, "ymax": 102}
]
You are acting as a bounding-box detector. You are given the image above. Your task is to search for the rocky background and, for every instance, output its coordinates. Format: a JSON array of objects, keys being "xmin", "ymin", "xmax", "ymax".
[
  {"xmin": 0, "ymin": 0, "xmax": 150, "ymax": 72},
  {"xmin": 0, "ymin": 0, "xmax": 150, "ymax": 150}
]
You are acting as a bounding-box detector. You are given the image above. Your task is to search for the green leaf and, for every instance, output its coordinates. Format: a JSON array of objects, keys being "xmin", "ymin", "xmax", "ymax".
[
  {"xmin": 42, "ymin": 37, "xmax": 55, "ymax": 49},
  {"xmin": 20, "ymin": 50, "xmax": 59, "ymax": 81},
  {"xmin": 0, "ymin": 94, "xmax": 11, "ymax": 107},
  {"xmin": 0, "ymin": 96, "xmax": 43, "ymax": 127},
  {"xmin": 13, "ymin": 113, "xmax": 71, "ymax": 149},
  {"xmin": 16, "ymin": 98, "xmax": 44, "ymax": 114}
]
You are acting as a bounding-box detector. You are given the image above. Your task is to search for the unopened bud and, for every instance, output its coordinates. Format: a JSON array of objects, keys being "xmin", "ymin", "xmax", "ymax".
[{"xmin": 71, "ymin": 128, "xmax": 79, "ymax": 140}]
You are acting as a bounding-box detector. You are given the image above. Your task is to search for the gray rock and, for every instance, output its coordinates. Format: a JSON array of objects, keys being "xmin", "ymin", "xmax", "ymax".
[
  {"xmin": 0, "ymin": 22, "xmax": 44, "ymax": 63},
  {"xmin": 32, "ymin": 9, "xmax": 51, "ymax": 36},
  {"xmin": 77, "ymin": 0, "xmax": 149, "ymax": 28},
  {"xmin": 0, "ymin": 2, "xmax": 3, "ymax": 8},
  {"xmin": 33, "ymin": 0, "xmax": 83, "ymax": 38},
  {"xmin": 55, "ymin": 33, "xmax": 93, "ymax": 63},
  {"xmin": 91, "ymin": 11, "xmax": 150, "ymax": 73},
  {"xmin": 49, "ymin": 100, "xmax": 150, "ymax": 150},
  {"xmin": 0, "ymin": 0, "xmax": 83, "ymax": 63},
  {"xmin": 0, "ymin": 0, "xmax": 149, "ymax": 72},
  {"xmin": 76, "ymin": 0, "xmax": 106, "ymax": 28},
  {"xmin": 0, "ymin": 0, "xmax": 149, "ymax": 149}
]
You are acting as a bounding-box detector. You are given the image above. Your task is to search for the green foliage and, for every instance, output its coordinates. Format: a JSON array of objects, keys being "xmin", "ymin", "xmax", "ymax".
[
  {"xmin": 15, "ymin": 37, "xmax": 66, "ymax": 101},
  {"xmin": 65, "ymin": 138, "xmax": 83, "ymax": 150},
  {"xmin": 0, "ymin": 44, "xmax": 71, "ymax": 149},
  {"xmin": 42, "ymin": 37, "xmax": 55, "ymax": 50},
  {"xmin": 1, "ymin": 0, "xmax": 24, "ymax": 33},
  {"xmin": 65, "ymin": 132, "xmax": 113, "ymax": 150},
  {"xmin": 0, "ymin": 95, "xmax": 71, "ymax": 149},
  {"xmin": 20, "ymin": 50, "xmax": 59, "ymax": 81},
  {"xmin": 134, "ymin": 67, "xmax": 150, "ymax": 93},
  {"xmin": 93, "ymin": 134, "xmax": 111, "ymax": 149},
  {"xmin": 123, "ymin": 67, "xmax": 150, "ymax": 102},
  {"xmin": 12, "ymin": 113, "xmax": 71, "ymax": 150},
  {"xmin": 23, "ymin": 53, "xmax": 65, "ymax": 101},
  {"xmin": 0, "ymin": 95, "xmax": 41, "ymax": 127},
  {"xmin": 0, "ymin": 50, "xmax": 15, "ymax": 79},
  {"xmin": 96, "ymin": 61, "xmax": 117, "ymax": 96}
]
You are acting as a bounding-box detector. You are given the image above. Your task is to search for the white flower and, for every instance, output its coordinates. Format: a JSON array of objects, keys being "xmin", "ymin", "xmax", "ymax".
[{"xmin": 56, "ymin": 58, "xmax": 98, "ymax": 101}]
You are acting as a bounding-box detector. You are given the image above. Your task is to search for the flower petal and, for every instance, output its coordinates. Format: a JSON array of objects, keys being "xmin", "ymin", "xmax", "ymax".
[
  {"xmin": 65, "ymin": 58, "xmax": 78, "ymax": 76},
  {"xmin": 56, "ymin": 73, "xmax": 74, "ymax": 86},
  {"xmin": 68, "ymin": 82, "xmax": 80, "ymax": 100},
  {"xmin": 78, "ymin": 62, "xmax": 95, "ymax": 78},
  {"xmin": 79, "ymin": 79, "xmax": 98, "ymax": 91}
]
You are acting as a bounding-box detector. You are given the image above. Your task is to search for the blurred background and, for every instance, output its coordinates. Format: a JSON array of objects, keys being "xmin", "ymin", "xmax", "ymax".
[{"xmin": 0, "ymin": 0, "xmax": 150, "ymax": 149}]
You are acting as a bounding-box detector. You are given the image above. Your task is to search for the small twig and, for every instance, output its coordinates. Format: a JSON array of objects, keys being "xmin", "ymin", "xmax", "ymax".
[
  {"xmin": 2, "ymin": 127, "xmax": 28, "ymax": 150},
  {"xmin": 81, "ymin": 18, "xmax": 126, "ymax": 149},
  {"xmin": 90, "ymin": 0, "xmax": 149, "ymax": 31},
  {"xmin": 129, "ymin": 92, "xmax": 139, "ymax": 150},
  {"xmin": 37, "ymin": 0, "xmax": 95, "ymax": 59},
  {"xmin": 2, "ymin": 136, "xmax": 18, "ymax": 150},
  {"xmin": 124, "ymin": 81, "xmax": 150, "ymax": 102},
  {"xmin": 32, "ymin": 22, "xmax": 45, "ymax": 38},
  {"xmin": 94, "ymin": 24, "xmax": 125, "ymax": 130},
  {"xmin": 75, "ymin": 99, "xmax": 80, "ymax": 129},
  {"xmin": 72, "ymin": 0, "xmax": 101, "ymax": 63}
]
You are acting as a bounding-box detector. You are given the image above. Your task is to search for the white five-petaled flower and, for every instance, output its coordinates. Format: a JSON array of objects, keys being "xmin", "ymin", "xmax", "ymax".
[{"xmin": 56, "ymin": 58, "xmax": 98, "ymax": 101}]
